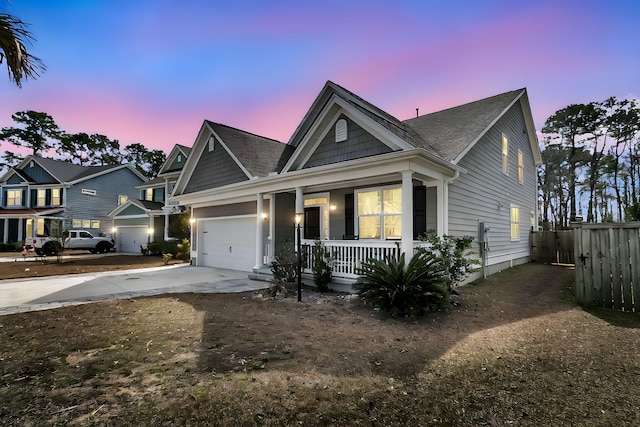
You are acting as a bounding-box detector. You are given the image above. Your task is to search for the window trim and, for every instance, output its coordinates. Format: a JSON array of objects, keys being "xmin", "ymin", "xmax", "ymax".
[
  {"xmin": 6, "ymin": 189, "xmax": 22, "ymax": 207},
  {"xmin": 502, "ymin": 133, "xmax": 509, "ymax": 175},
  {"xmin": 510, "ymin": 204, "xmax": 520, "ymax": 241},
  {"xmin": 517, "ymin": 149, "xmax": 524, "ymax": 184},
  {"xmin": 51, "ymin": 188, "xmax": 61, "ymax": 206},
  {"xmin": 355, "ymin": 185, "xmax": 402, "ymax": 240},
  {"xmin": 36, "ymin": 189, "xmax": 46, "ymax": 207}
]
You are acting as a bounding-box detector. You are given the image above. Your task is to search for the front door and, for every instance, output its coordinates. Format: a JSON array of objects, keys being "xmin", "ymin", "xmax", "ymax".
[{"xmin": 304, "ymin": 207, "xmax": 321, "ymax": 240}]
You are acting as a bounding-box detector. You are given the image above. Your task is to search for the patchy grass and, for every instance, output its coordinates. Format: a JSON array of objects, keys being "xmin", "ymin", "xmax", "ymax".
[{"xmin": 1, "ymin": 263, "xmax": 640, "ymax": 425}]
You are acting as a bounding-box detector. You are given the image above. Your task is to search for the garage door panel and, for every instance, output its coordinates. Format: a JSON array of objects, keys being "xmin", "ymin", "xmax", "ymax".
[
  {"xmin": 117, "ymin": 227, "xmax": 148, "ymax": 253},
  {"xmin": 200, "ymin": 217, "xmax": 256, "ymax": 271}
]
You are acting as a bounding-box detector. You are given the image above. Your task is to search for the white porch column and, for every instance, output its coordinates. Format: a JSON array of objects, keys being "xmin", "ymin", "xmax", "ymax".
[
  {"xmin": 436, "ymin": 181, "xmax": 449, "ymax": 236},
  {"xmin": 401, "ymin": 171, "xmax": 414, "ymax": 258},
  {"xmin": 268, "ymin": 193, "xmax": 275, "ymax": 262},
  {"xmin": 255, "ymin": 193, "xmax": 264, "ymax": 269},
  {"xmin": 3, "ymin": 219, "xmax": 8, "ymax": 244}
]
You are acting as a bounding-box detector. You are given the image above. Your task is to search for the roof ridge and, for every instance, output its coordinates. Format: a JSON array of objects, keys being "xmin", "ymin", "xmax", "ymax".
[
  {"xmin": 405, "ymin": 88, "xmax": 525, "ymax": 122},
  {"xmin": 206, "ymin": 120, "xmax": 284, "ymax": 145}
]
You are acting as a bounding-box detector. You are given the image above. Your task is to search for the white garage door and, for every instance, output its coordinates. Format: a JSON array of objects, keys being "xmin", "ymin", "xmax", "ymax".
[
  {"xmin": 117, "ymin": 227, "xmax": 148, "ymax": 253},
  {"xmin": 200, "ymin": 217, "xmax": 256, "ymax": 271}
]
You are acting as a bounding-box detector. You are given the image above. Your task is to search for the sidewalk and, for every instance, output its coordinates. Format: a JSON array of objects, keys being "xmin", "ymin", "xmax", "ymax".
[{"xmin": 0, "ymin": 264, "xmax": 269, "ymax": 316}]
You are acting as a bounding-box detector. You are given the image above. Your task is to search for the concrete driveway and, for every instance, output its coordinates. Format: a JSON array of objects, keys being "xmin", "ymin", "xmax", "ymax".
[{"xmin": 0, "ymin": 264, "xmax": 269, "ymax": 316}]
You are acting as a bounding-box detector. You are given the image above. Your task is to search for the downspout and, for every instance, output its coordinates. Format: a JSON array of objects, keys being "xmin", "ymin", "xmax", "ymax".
[{"xmin": 440, "ymin": 170, "xmax": 460, "ymax": 236}]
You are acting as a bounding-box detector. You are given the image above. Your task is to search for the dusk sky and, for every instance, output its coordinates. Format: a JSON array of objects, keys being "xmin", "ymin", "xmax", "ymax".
[{"xmin": 1, "ymin": 0, "xmax": 638, "ymax": 156}]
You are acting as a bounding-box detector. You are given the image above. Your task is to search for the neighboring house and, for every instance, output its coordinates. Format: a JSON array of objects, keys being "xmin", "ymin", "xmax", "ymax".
[
  {"xmin": 171, "ymin": 81, "xmax": 542, "ymax": 283},
  {"xmin": 109, "ymin": 144, "xmax": 190, "ymax": 252},
  {"xmin": 0, "ymin": 155, "xmax": 146, "ymax": 246}
]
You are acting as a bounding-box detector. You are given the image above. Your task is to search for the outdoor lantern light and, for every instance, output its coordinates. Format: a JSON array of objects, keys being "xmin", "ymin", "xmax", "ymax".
[
  {"xmin": 189, "ymin": 217, "xmax": 196, "ymax": 224},
  {"xmin": 295, "ymin": 214, "xmax": 302, "ymax": 302}
]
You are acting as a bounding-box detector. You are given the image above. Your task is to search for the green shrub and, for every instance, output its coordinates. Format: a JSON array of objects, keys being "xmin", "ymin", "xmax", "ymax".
[
  {"xmin": 176, "ymin": 238, "xmax": 190, "ymax": 259},
  {"xmin": 270, "ymin": 241, "xmax": 298, "ymax": 284},
  {"xmin": 147, "ymin": 241, "xmax": 179, "ymax": 257},
  {"xmin": 420, "ymin": 233, "xmax": 479, "ymax": 292},
  {"xmin": 355, "ymin": 251, "xmax": 447, "ymax": 318},
  {"xmin": 312, "ymin": 241, "xmax": 333, "ymax": 292},
  {"xmin": 0, "ymin": 242, "xmax": 20, "ymax": 252}
]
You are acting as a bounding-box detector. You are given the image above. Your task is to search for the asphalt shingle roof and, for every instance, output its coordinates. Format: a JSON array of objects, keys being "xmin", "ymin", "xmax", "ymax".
[
  {"xmin": 207, "ymin": 121, "xmax": 294, "ymax": 177},
  {"xmin": 31, "ymin": 156, "xmax": 122, "ymax": 182},
  {"xmin": 404, "ymin": 89, "xmax": 525, "ymax": 163}
]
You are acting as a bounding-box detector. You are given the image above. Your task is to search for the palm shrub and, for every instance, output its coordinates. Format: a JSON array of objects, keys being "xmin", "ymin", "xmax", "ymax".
[
  {"xmin": 355, "ymin": 251, "xmax": 447, "ymax": 317},
  {"xmin": 312, "ymin": 240, "xmax": 333, "ymax": 292}
]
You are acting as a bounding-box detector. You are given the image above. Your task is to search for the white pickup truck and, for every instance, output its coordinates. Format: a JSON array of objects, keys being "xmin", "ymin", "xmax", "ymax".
[{"xmin": 32, "ymin": 230, "xmax": 115, "ymax": 256}]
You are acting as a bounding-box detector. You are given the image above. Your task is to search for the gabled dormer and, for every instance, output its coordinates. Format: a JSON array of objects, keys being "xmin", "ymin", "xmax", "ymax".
[{"xmin": 159, "ymin": 144, "xmax": 191, "ymax": 176}]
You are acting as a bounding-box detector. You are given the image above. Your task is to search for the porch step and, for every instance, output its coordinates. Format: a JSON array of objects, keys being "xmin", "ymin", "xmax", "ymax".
[{"xmin": 249, "ymin": 267, "xmax": 273, "ymax": 282}]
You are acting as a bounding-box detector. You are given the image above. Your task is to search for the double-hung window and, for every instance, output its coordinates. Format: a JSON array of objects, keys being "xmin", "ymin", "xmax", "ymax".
[
  {"xmin": 502, "ymin": 134, "xmax": 509, "ymax": 175},
  {"xmin": 51, "ymin": 188, "xmax": 61, "ymax": 206},
  {"xmin": 37, "ymin": 189, "xmax": 46, "ymax": 207},
  {"xmin": 7, "ymin": 189, "xmax": 22, "ymax": 206},
  {"xmin": 518, "ymin": 150, "xmax": 524, "ymax": 184},
  {"xmin": 356, "ymin": 187, "xmax": 402, "ymax": 239},
  {"xmin": 510, "ymin": 205, "xmax": 520, "ymax": 241}
]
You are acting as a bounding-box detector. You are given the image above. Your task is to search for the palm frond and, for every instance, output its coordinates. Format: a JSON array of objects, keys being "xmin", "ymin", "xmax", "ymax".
[{"xmin": 0, "ymin": 14, "xmax": 46, "ymax": 87}]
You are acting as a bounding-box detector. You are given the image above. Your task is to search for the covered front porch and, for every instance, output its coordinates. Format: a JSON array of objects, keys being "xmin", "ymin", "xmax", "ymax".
[
  {"xmin": 250, "ymin": 152, "xmax": 461, "ymax": 281},
  {"xmin": 0, "ymin": 209, "xmax": 64, "ymax": 245}
]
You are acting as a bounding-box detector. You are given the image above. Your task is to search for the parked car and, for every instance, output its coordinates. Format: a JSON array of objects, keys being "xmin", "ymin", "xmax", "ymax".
[{"xmin": 32, "ymin": 230, "xmax": 115, "ymax": 256}]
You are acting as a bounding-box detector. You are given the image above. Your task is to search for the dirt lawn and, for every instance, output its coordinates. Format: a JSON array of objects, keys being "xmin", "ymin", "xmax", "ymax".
[
  {"xmin": 1, "ymin": 258, "xmax": 640, "ymax": 425},
  {"xmin": 0, "ymin": 253, "xmax": 184, "ymax": 280}
]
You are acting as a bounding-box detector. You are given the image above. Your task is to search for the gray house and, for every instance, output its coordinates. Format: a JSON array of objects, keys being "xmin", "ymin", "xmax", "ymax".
[
  {"xmin": 171, "ymin": 81, "xmax": 542, "ymax": 282},
  {"xmin": 0, "ymin": 155, "xmax": 146, "ymax": 246},
  {"xmin": 109, "ymin": 144, "xmax": 190, "ymax": 252}
]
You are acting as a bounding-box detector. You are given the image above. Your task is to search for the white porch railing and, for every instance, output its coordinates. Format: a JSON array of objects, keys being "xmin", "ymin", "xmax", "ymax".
[{"xmin": 303, "ymin": 240, "xmax": 402, "ymax": 279}]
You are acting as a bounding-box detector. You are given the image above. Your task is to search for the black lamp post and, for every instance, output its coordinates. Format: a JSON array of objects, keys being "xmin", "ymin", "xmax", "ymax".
[{"xmin": 295, "ymin": 214, "xmax": 302, "ymax": 302}]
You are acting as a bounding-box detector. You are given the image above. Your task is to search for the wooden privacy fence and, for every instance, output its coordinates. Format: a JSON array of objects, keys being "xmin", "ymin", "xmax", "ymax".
[
  {"xmin": 530, "ymin": 230, "xmax": 574, "ymax": 264},
  {"xmin": 572, "ymin": 221, "xmax": 640, "ymax": 311}
]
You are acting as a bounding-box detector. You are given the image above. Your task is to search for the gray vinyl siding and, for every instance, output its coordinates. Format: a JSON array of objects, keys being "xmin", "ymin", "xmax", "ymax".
[
  {"xmin": 165, "ymin": 154, "xmax": 185, "ymax": 172},
  {"xmin": 447, "ymin": 102, "xmax": 536, "ymax": 267},
  {"xmin": 194, "ymin": 201, "xmax": 259, "ymax": 219},
  {"xmin": 114, "ymin": 217, "xmax": 150, "ymax": 227},
  {"xmin": 303, "ymin": 115, "xmax": 392, "ymax": 169},
  {"xmin": 184, "ymin": 145, "xmax": 249, "ymax": 194},
  {"xmin": 64, "ymin": 168, "xmax": 144, "ymax": 235}
]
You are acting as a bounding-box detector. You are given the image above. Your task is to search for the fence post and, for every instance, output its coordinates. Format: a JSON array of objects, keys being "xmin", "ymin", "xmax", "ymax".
[{"xmin": 571, "ymin": 218, "xmax": 585, "ymax": 304}]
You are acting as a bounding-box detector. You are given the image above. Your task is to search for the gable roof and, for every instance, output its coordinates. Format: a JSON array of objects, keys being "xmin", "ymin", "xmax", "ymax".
[
  {"xmin": 404, "ymin": 88, "xmax": 541, "ymax": 165},
  {"xmin": 288, "ymin": 81, "xmax": 431, "ymax": 152},
  {"xmin": 206, "ymin": 121, "xmax": 292, "ymax": 177},
  {"xmin": 3, "ymin": 155, "xmax": 147, "ymax": 184},
  {"xmin": 158, "ymin": 144, "xmax": 192, "ymax": 175},
  {"xmin": 109, "ymin": 198, "xmax": 164, "ymax": 217}
]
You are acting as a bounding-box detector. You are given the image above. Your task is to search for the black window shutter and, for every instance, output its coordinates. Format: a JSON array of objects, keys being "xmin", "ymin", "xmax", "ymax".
[
  {"xmin": 345, "ymin": 193, "xmax": 354, "ymax": 237},
  {"xmin": 413, "ymin": 186, "xmax": 427, "ymax": 239}
]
